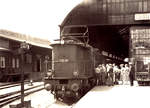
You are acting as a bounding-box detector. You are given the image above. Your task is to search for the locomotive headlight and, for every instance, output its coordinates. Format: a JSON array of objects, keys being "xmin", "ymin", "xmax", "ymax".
[
  {"xmin": 47, "ymin": 69, "xmax": 54, "ymax": 77},
  {"xmin": 47, "ymin": 72, "xmax": 52, "ymax": 77},
  {"xmin": 73, "ymin": 71, "xmax": 79, "ymax": 77},
  {"xmin": 71, "ymin": 83, "xmax": 79, "ymax": 92},
  {"xmin": 44, "ymin": 83, "xmax": 52, "ymax": 91}
]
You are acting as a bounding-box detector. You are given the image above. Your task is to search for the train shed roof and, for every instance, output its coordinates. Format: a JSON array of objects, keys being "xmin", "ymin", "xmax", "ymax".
[{"xmin": 61, "ymin": 0, "xmax": 150, "ymax": 28}]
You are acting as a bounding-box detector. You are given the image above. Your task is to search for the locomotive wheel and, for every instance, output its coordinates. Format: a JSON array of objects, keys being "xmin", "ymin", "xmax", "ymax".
[{"xmin": 71, "ymin": 83, "xmax": 79, "ymax": 92}]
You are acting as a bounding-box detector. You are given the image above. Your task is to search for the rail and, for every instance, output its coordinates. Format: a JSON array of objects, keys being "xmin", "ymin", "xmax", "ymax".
[
  {"xmin": 0, "ymin": 81, "xmax": 29, "ymax": 90},
  {"xmin": 0, "ymin": 83, "xmax": 44, "ymax": 107}
]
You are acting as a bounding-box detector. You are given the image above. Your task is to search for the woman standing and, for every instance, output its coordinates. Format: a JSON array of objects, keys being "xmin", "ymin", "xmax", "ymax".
[
  {"xmin": 120, "ymin": 64, "xmax": 126, "ymax": 85},
  {"xmin": 124, "ymin": 64, "xmax": 130, "ymax": 85}
]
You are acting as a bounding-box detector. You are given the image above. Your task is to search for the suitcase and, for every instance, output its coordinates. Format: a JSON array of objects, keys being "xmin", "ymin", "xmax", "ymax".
[{"xmin": 106, "ymin": 76, "xmax": 113, "ymax": 86}]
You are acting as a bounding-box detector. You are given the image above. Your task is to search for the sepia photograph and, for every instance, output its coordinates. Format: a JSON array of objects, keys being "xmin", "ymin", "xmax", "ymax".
[{"xmin": 0, "ymin": 0, "xmax": 150, "ymax": 108}]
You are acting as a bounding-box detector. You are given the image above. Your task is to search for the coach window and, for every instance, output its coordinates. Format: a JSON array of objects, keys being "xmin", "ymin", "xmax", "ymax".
[
  {"xmin": 25, "ymin": 54, "xmax": 32, "ymax": 64},
  {"xmin": 16, "ymin": 58, "xmax": 19, "ymax": 68},
  {"xmin": 12, "ymin": 58, "xmax": 15, "ymax": 68},
  {"xmin": 0, "ymin": 57, "xmax": 5, "ymax": 68}
]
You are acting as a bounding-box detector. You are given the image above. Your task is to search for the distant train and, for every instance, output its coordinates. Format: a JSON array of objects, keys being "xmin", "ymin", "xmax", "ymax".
[{"xmin": 0, "ymin": 30, "xmax": 51, "ymax": 82}]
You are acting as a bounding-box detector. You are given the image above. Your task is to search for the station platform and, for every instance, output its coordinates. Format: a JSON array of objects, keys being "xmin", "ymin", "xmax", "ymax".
[{"xmin": 73, "ymin": 85, "xmax": 150, "ymax": 108}]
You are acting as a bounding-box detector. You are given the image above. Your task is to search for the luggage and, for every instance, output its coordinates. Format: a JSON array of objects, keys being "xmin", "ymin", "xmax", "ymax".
[{"xmin": 106, "ymin": 75, "xmax": 113, "ymax": 86}]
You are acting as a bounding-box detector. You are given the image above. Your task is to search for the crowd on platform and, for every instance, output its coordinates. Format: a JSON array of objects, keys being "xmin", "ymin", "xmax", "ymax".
[{"xmin": 95, "ymin": 63, "xmax": 135, "ymax": 86}]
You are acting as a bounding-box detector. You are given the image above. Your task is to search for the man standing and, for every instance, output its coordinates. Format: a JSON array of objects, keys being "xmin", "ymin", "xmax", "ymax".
[
  {"xmin": 129, "ymin": 64, "xmax": 135, "ymax": 86},
  {"xmin": 102, "ymin": 64, "xmax": 107, "ymax": 85},
  {"xmin": 95, "ymin": 65, "xmax": 101, "ymax": 85}
]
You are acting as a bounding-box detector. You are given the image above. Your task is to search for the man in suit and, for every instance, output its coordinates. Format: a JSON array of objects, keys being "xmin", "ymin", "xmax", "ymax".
[{"xmin": 129, "ymin": 64, "xmax": 135, "ymax": 86}]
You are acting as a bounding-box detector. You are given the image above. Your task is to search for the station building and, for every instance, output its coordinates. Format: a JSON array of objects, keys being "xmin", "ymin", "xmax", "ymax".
[{"xmin": 0, "ymin": 30, "xmax": 52, "ymax": 82}]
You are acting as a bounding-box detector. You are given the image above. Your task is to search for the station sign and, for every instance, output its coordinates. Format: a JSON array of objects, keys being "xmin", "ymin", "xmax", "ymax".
[
  {"xmin": 135, "ymin": 13, "xmax": 150, "ymax": 21},
  {"xmin": 101, "ymin": 50, "xmax": 124, "ymax": 61}
]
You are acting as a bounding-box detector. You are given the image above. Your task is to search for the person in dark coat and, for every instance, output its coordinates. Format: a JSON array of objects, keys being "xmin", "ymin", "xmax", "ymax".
[
  {"xmin": 129, "ymin": 64, "xmax": 135, "ymax": 86},
  {"xmin": 106, "ymin": 64, "xmax": 114, "ymax": 86}
]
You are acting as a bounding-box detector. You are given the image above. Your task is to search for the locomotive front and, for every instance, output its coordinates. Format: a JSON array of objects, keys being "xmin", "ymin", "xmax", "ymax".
[{"xmin": 44, "ymin": 41, "xmax": 95, "ymax": 102}]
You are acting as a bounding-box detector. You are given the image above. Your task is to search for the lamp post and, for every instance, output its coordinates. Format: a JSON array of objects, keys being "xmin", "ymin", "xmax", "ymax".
[{"xmin": 20, "ymin": 41, "xmax": 30, "ymax": 108}]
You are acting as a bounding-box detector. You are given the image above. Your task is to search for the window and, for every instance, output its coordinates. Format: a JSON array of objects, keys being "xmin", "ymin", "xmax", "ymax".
[
  {"xmin": 25, "ymin": 54, "xmax": 32, "ymax": 64},
  {"xmin": 12, "ymin": 58, "xmax": 15, "ymax": 68},
  {"xmin": 138, "ymin": 2, "xmax": 143, "ymax": 12},
  {"xmin": 16, "ymin": 58, "xmax": 19, "ymax": 68},
  {"xmin": 109, "ymin": 15, "xmax": 124, "ymax": 24},
  {"xmin": 12, "ymin": 58, "xmax": 19, "ymax": 68},
  {"xmin": 136, "ymin": 61, "xmax": 148, "ymax": 72},
  {"xmin": 0, "ymin": 57, "xmax": 5, "ymax": 68},
  {"xmin": 143, "ymin": 1, "xmax": 148, "ymax": 12},
  {"xmin": 147, "ymin": 1, "xmax": 150, "ymax": 11}
]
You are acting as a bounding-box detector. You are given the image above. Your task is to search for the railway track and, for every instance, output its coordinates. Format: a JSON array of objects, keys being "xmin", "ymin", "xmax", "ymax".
[
  {"xmin": 0, "ymin": 83, "xmax": 44, "ymax": 107},
  {"xmin": 0, "ymin": 81, "xmax": 29, "ymax": 90}
]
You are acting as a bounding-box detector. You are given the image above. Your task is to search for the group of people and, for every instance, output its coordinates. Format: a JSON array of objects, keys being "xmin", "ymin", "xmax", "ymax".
[{"xmin": 95, "ymin": 63, "xmax": 135, "ymax": 86}]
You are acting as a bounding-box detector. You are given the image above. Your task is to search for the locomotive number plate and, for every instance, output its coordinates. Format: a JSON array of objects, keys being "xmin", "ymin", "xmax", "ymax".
[{"xmin": 55, "ymin": 59, "xmax": 69, "ymax": 63}]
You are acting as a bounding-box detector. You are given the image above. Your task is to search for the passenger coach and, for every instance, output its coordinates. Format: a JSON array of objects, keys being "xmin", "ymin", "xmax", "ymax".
[{"xmin": 0, "ymin": 30, "xmax": 51, "ymax": 82}]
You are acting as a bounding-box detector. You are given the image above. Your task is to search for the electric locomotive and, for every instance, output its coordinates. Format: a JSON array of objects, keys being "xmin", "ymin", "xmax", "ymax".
[{"xmin": 44, "ymin": 26, "xmax": 100, "ymax": 103}]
